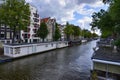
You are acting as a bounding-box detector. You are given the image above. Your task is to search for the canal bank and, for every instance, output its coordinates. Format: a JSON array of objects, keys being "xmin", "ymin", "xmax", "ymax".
[{"xmin": 0, "ymin": 40, "xmax": 97, "ymax": 80}]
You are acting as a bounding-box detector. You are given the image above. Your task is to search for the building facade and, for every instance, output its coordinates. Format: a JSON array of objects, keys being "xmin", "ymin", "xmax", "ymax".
[
  {"xmin": 58, "ymin": 24, "xmax": 66, "ymax": 41},
  {"xmin": 0, "ymin": 1, "xmax": 13, "ymax": 44},
  {"xmin": 0, "ymin": 25, "xmax": 13, "ymax": 44},
  {"xmin": 22, "ymin": 4, "xmax": 40, "ymax": 43},
  {"xmin": 41, "ymin": 17, "xmax": 56, "ymax": 42},
  {"xmin": 0, "ymin": 4, "xmax": 40, "ymax": 44}
]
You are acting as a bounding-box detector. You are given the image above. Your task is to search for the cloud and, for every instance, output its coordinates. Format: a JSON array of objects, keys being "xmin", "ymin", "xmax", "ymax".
[
  {"xmin": 25, "ymin": 0, "xmax": 32, "ymax": 3},
  {"xmin": 88, "ymin": 1, "xmax": 104, "ymax": 8},
  {"xmin": 77, "ymin": 17, "xmax": 92, "ymax": 30},
  {"xmin": 26, "ymin": 0, "xmax": 108, "ymax": 30},
  {"xmin": 28, "ymin": 0, "xmax": 77, "ymax": 24},
  {"xmin": 76, "ymin": 0, "xmax": 98, "ymax": 4},
  {"xmin": 75, "ymin": 4, "xmax": 95, "ymax": 16}
]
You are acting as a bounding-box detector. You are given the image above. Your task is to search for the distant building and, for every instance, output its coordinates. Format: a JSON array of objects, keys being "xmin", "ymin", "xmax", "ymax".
[
  {"xmin": 41, "ymin": 17, "xmax": 56, "ymax": 42},
  {"xmin": 0, "ymin": 25, "xmax": 13, "ymax": 43},
  {"xmin": 58, "ymin": 24, "xmax": 66, "ymax": 41}
]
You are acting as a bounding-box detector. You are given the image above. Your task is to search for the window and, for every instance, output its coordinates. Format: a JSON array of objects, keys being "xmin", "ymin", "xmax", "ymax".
[
  {"xmin": 34, "ymin": 24, "xmax": 39, "ymax": 28},
  {"xmin": 33, "ymin": 13, "xmax": 39, "ymax": 18},
  {"xmin": 14, "ymin": 48, "xmax": 20, "ymax": 54},
  {"xmin": 5, "ymin": 47, "xmax": 9, "ymax": 54},
  {"xmin": 10, "ymin": 48, "xmax": 13, "ymax": 54},
  {"xmin": 33, "ymin": 18, "xmax": 39, "ymax": 22},
  {"xmin": 33, "ymin": 29, "xmax": 37, "ymax": 33},
  {"xmin": 0, "ymin": 33, "xmax": 5, "ymax": 39},
  {"xmin": 46, "ymin": 44, "xmax": 48, "ymax": 47},
  {"xmin": 51, "ymin": 43, "xmax": 53, "ymax": 47}
]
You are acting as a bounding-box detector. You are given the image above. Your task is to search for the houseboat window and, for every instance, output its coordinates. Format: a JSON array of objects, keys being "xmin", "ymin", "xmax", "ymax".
[
  {"xmin": 0, "ymin": 33, "xmax": 5, "ymax": 39},
  {"xmin": 46, "ymin": 44, "xmax": 48, "ymax": 47},
  {"xmin": 51, "ymin": 43, "xmax": 53, "ymax": 47}
]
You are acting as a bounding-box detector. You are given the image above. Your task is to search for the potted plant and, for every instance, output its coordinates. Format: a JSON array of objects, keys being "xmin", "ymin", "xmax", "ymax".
[{"xmin": 91, "ymin": 70, "xmax": 98, "ymax": 80}]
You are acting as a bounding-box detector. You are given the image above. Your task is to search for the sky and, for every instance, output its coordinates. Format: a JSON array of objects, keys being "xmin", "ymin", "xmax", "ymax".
[{"xmin": 26, "ymin": 0, "xmax": 108, "ymax": 34}]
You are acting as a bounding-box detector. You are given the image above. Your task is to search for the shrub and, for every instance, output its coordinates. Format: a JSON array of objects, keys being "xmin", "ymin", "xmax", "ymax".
[{"xmin": 114, "ymin": 39, "xmax": 120, "ymax": 47}]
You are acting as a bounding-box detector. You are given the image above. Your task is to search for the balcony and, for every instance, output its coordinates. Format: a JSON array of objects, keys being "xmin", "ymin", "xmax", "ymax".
[
  {"xmin": 33, "ymin": 18, "xmax": 39, "ymax": 23},
  {"xmin": 33, "ymin": 29, "xmax": 37, "ymax": 33},
  {"xmin": 22, "ymin": 33, "xmax": 30, "ymax": 38},
  {"xmin": 34, "ymin": 24, "xmax": 39, "ymax": 28},
  {"xmin": 33, "ymin": 13, "xmax": 39, "ymax": 18}
]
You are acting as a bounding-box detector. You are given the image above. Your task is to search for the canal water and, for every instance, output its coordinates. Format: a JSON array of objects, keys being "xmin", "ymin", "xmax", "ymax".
[{"xmin": 0, "ymin": 40, "xmax": 97, "ymax": 80}]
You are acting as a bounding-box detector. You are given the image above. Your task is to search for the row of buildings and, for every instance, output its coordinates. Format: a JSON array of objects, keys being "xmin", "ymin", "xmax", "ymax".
[{"xmin": 0, "ymin": 3, "xmax": 66, "ymax": 44}]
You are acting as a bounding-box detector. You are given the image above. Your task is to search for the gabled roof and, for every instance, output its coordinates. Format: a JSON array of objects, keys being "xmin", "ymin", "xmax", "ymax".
[
  {"xmin": 41, "ymin": 17, "xmax": 50, "ymax": 23},
  {"xmin": 41, "ymin": 17, "xmax": 56, "ymax": 23}
]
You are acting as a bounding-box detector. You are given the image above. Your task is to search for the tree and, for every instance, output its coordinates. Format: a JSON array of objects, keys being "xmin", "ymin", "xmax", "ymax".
[
  {"xmin": 72, "ymin": 25, "xmax": 81, "ymax": 39},
  {"xmin": 90, "ymin": 9, "xmax": 114, "ymax": 38},
  {"xmin": 53, "ymin": 23, "xmax": 61, "ymax": 41},
  {"xmin": 82, "ymin": 29, "xmax": 92, "ymax": 38},
  {"xmin": 109, "ymin": 0, "xmax": 120, "ymax": 37},
  {"xmin": 102, "ymin": 0, "xmax": 112, "ymax": 4},
  {"xmin": 92, "ymin": 33, "xmax": 98, "ymax": 38},
  {"xmin": 37, "ymin": 22, "xmax": 49, "ymax": 42},
  {"xmin": 64, "ymin": 22, "xmax": 74, "ymax": 41},
  {"xmin": 0, "ymin": 0, "xmax": 30, "ymax": 43}
]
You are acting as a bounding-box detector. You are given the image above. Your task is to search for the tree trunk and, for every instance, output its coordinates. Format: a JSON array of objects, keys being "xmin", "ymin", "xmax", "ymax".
[
  {"xmin": 67, "ymin": 35, "xmax": 70, "ymax": 41},
  {"xmin": 12, "ymin": 26, "xmax": 16, "ymax": 43},
  {"xmin": 0, "ymin": 21, "xmax": 1, "ymax": 39},
  {"xmin": 43, "ymin": 38, "xmax": 44, "ymax": 42},
  {"xmin": 18, "ymin": 26, "xmax": 21, "ymax": 43},
  {"xmin": 4, "ymin": 25, "xmax": 7, "ymax": 39}
]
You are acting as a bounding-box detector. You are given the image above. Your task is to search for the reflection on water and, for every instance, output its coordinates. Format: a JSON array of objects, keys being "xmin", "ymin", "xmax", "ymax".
[{"xmin": 0, "ymin": 40, "xmax": 97, "ymax": 80}]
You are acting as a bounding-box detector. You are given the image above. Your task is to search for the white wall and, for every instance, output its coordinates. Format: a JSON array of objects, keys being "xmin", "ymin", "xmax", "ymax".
[{"xmin": 4, "ymin": 41, "xmax": 68, "ymax": 58}]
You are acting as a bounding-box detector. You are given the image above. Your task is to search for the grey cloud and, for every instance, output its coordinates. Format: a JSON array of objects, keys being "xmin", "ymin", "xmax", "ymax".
[
  {"xmin": 29, "ymin": 0, "xmax": 76, "ymax": 23},
  {"xmin": 28, "ymin": 0, "xmax": 102, "ymax": 25},
  {"xmin": 76, "ymin": 0, "xmax": 98, "ymax": 4}
]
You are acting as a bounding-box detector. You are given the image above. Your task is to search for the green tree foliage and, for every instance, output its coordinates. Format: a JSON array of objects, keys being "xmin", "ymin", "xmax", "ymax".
[
  {"xmin": 64, "ymin": 22, "xmax": 74, "ymax": 41},
  {"xmin": 37, "ymin": 22, "xmax": 49, "ymax": 42},
  {"xmin": 101, "ymin": 31, "xmax": 112, "ymax": 38},
  {"xmin": 72, "ymin": 26, "xmax": 81, "ymax": 39},
  {"xmin": 0, "ymin": 0, "xmax": 30, "ymax": 43},
  {"xmin": 102, "ymin": 0, "xmax": 112, "ymax": 4},
  {"xmin": 91, "ymin": 70, "xmax": 98, "ymax": 80},
  {"xmin": 91, "ymin": 0, "xmax": 120, "ymax": 39},
  {"xmin": 109, "ymin": 0, "xmax": 120, "ymax": 35},
  {"xmin": 114, "ymin": 38, "xmax": 120, "ymax": 47},
  {"xmin": 53, "ymin": 23, "xmax": 61, "ymax": 41},
  {"xmin": 92, "ymin": 33, "xmax": 98, "ymax": 38},
  {"xmin": 82, "ymin": 29, "xmax": 92, "ymax": 38},
  {"xmin": 90, "ymin": 9, "xmax": 114, "ymax": 38}
]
